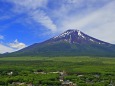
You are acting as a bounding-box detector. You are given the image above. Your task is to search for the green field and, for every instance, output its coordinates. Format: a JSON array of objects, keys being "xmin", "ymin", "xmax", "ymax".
[{"xmin": 0, "ymin": 56, "xmax": 115, "ymax": 86}]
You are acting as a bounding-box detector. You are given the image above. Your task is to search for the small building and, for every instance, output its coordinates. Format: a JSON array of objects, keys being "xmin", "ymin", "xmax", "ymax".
[
  {"xmin": 12, "ymin": 82, "xmax": 25, "ymax": 85},
  {"xmin": 12, "ymin": 82, "xmax": 34, "ymax": 86},
  {"xmin": 59, "ymin": 79, "xmax": 64, "ymax": 82},
  {"xmin": 62, "ymin": 80, "xmax": 76, "ymax": 86},
  {"xmin": 7, "ymin": 71, "xmax": 13, "ymax": 76},
  {"xmin": 77, "ymin": 75, "xmax": 84, "ymax": 77},
  {"xmin": 34, "ymin": 71, "xmax": 46, "ymax": 74}
]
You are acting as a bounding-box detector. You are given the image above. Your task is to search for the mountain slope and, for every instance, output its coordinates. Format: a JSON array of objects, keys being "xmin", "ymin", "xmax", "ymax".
[{"xmin": 2, "ymin": 29, "xmax": 115, "ymax": 57}]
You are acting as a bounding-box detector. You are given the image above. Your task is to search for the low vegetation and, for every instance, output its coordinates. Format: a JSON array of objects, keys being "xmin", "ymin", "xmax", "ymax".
[{"xmin": 0, "ymin": 56, "xmax": 115, "ymax": 86}]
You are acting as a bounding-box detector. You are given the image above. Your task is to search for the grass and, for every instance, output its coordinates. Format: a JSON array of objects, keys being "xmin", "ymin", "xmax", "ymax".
[{"xmin": 0, "ymin": 56, "xmax": 115, "ymax": 73}]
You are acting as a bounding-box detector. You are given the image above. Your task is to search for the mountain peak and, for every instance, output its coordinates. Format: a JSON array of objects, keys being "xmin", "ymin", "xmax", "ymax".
[
  {"xmin": 66, "ymin": 29, "xmax": 79, "ymax": 32},
  {"xmin": 64, "ymin": 29, "xmax": 85, "ymax": 39},
  {"xmin": 65, "ymin": 29, "xmax": 81, "ymax": 34},
  {"xmin": 51, "ymin": 29, "xmax": 109, "ymax": 45},
  {"xmin": 53, "ymin": 29, "xmax": 82, "ymax": 39}
]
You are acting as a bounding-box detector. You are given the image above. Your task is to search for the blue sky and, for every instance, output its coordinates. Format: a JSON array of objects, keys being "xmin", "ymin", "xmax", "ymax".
[{"xmin": 0, "ymin": 0, "xmax": 115, "ymax": 53}]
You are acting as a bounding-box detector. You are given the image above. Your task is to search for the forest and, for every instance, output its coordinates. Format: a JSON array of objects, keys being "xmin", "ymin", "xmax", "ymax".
[{"xmin": 0, "ymin": 56, "xmax": 115, "ymax": 86}]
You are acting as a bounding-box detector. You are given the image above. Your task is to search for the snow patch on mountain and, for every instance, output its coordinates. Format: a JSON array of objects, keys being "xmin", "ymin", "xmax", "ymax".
[
  {"xmin": 90, "ymin": 39, "xmax": 94, "ymax": 42},
  {"xmin": 77, "ymin": 30, "xmax": 85, "ymax": 39},
  {"xmin": 78, "ymin": 30, "xmax": 82, "ymax": 36},
  {"xmin": 54, "ymin": 29, "xmax": 85, "ymax": 39},
  {"xmin": 53, "ymin": 30, "xmax": 73, "ymax": 39},
  {"xmin": 52, "ymin": 29, "xmax": 110, "ymax": 45}
]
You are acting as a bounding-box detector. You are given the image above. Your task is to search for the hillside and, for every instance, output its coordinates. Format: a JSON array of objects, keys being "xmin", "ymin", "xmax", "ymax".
[{"xmin": 1, "ymin": 29, "xmax": 115, "ymax": 57}]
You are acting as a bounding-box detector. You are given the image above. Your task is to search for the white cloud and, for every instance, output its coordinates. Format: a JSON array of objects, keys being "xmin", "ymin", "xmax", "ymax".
[
  {"xmin": 31, "ymin": 10, "xmax": 57, "ymax": 32},
  {"xmin": 80, "ymin": 1, "xmax": 115, "ymax": 43},
  {"xmin": 6, "ymin": 0, "xmax": 57, "ymax": 32},
  {"xmin": 0, "ymin": 39, "xmax": 26, "ymax": 54},
  {"xmin": 73, "ymin": 1, "xmax": 114, "ymax": 29},
  {"xmin": 0, "ymin": 44, "xmax": 14, "ymax": 54},
  {"xmin": 86, "ymin": 21, "xmax": 115, "ymax": 44},
  {"xmin": 57, "ymin": 1, "xmax": 115, "ymax": 43},
  {"xmin": 7, "ymin": 0, "xmax": 48, "ymax": 10},
  {"xmin": 9, "ymin": 39, "xmax": 26, "ymax": 50},
  {"xmin": 0, "ymin": 35, "xmax": 4, "ymax": 40},
  {"xmin": 4, "ymin": 0, "xmax": 115, "ymax": 43}
]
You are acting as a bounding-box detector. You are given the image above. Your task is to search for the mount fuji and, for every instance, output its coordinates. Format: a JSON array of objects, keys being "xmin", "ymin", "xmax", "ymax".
[{"xmin": 2, "ymin": 29, "xmax": 115, "ymax": 57}]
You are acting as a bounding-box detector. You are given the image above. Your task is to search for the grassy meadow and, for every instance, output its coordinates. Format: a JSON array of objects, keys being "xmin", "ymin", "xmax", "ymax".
[{"xmin": 0, "ymin": 56, "xmax": 115, "ymax": 86}]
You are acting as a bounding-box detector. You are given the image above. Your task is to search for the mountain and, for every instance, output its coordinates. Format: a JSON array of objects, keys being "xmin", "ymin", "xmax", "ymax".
[{"xmin": 2, "ymin": 29, "xmax": 115, "ymax": 57}]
